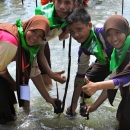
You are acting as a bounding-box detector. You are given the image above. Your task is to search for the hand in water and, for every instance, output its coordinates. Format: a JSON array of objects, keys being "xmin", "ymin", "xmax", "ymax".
[
  {"xmin": 66, "ymin": 103, "xmax": 77, "ymax": 116},
  {"xmin": 86, "ymin": 104, "xmax": 97, "ymax": 113},
  {"xmin": 51, "ymin": 71, "xmax": 66, "ymax": 84}
]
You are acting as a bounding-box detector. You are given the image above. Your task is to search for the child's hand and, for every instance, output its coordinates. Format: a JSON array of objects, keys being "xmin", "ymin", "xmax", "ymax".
[
  {"xmin": 86, "ymin": 104, "xmax": 97, "ymax": 114},
  {"xmin": 47, "ymin": 97, "xmax": 58, "ymax": 108},
  {"xmin": 66, "ymin": 103, "xmax": 77, "ymax": 116},
  {"xmin": 82, "ymin": 77, "xmax": 98, "ymax": 96},
  {"xmin": 51, "ymin": 70, "xmax": 66, "ymax": 84},
  {"xmin": 47, "ymin": 97, "xmax": 63, "ymax": 112}
]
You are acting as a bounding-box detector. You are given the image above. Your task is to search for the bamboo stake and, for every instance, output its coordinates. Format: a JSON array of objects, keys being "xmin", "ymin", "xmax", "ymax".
[
  {"xmin": 61, "ymin": 35, "xmax": 72, "ymax": 112},
  {"xmin": 22, "ymin": 0, "xmax": 23, "ymax": 5},
  {"xmin": 122, "ymin": 0, "xmax": 124, "ymax": 15},
  {"xmin": 63, "ymin": 40, "xmax": 65, "ymax": 49},
  {"xmin": 36, "ymin": 0, "xmax": 38, "ymax": 7}
]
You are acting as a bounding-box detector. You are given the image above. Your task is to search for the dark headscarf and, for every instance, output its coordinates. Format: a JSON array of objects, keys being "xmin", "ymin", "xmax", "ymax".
[{"xmin": 104, "ymin": 14, "xmax": 130, "ymax": 36}]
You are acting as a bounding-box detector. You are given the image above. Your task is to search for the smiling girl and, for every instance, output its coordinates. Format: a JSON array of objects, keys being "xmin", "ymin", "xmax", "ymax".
[
  {"xmin": 82, "ymin": 14, "xmax": 130, "ymax": 129},
  {"xmin": 0, "ymin": 15, "xmax": 63, "ymax": 124}
]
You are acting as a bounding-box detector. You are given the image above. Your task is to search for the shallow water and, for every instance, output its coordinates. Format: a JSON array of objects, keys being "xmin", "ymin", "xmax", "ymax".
[{"xmin": 0, "ymin": 0, "xmax": 130, "ymax": 129}]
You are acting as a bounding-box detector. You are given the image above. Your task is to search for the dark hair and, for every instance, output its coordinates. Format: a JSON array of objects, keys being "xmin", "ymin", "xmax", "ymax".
[
  {"xmin": 66, "ymin": 7, "xmax": 91, "ymax": 26},
  {"xmin": 55, "ymin": 0, "xmax": 76, "ymax": 4}
]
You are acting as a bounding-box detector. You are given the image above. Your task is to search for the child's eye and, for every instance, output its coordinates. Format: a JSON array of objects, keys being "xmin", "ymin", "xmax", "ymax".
[
  {"xmin": 116, "ymin": 31, "xmax": 121, "ymax": 35},
  {"xmin": 31, "ymin": 30, "xmax": 36, "ymax": 34},
  {"xmin": 106, "ymin": 33, "xmax": 111, "ymax": 38},
  {"xmin": 57, "ymin": 0, "xmax": 61, "ymax": 3},
  {"xmin": 106, "ymin": 33, "xmax": 110, "ymax": 37},
  {"xmin": 77, "ymin": 28, "xmax": 82, "ymax": 32},
  {"xmin": 65, "ymin": 1, "xmax": 71, "ymax": 5}
]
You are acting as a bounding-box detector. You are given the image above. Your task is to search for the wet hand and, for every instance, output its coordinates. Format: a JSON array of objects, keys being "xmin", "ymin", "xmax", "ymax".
[
  {"xmin": 86, "ymin": 104, "xmax": 97, "ymax": 114},
  {"xmin": 66, "ymin": 104, "xmax": 77, "ymax": 116},
  {"xmin": 47, "ymin": 97, "xmax": 62, "ymax": 109},
  {"xmin": 47, "ymin": 97, "xmax": 57, "ymax": 108},
  {"xmin": 82, "ymin": 77, "xmax": 98, "ymax": 96}
]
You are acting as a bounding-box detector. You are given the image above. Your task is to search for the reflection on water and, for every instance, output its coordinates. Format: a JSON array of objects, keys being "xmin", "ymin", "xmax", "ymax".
[{"xmin": 0, "ymin": 0, "xmax": 130, "ymax": 129}]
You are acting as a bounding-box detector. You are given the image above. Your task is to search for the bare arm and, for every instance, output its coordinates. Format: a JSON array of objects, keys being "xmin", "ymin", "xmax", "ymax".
[
  {"xmin": 72, "ymin": 52, "xmax": 90, "ymax": 104},
  {"xmin": 31, "ymin": 74, "xmax": 56, "ymax": 108},
  {"xmin": 92, "ymin": 90, "xmax": 108, "ymax": 108},
  {"xmin": 38, "ymin": 44, "xmax": 53, "ymax": 76},
  {"xmin": 72, "ymin": 77, "xmax": 84, "ymax": 104},
  {"xmin": 59, "ymin": 26, "xmax": 69, "ymax": 41},
  {"xmin": 38, "ymin": 44, "xmax": 66, "ymax": 84},
  {"xmin": 66, "ymin": 51, "xmax": 91, "ymax": 115},
  {"xmin": 94, "ymin": 80, "xmax": 115, "ymax": 90},
  {"xmin": 82, "ymin": 78, "xmax": 115, "ymax": 96},
  {"xmin": 66, "ymin": 77, "xmax": 84, "ymax": 115},
  {"xmin": 86, "ymin": 90, "xmax": 108, "ymax": 113}
]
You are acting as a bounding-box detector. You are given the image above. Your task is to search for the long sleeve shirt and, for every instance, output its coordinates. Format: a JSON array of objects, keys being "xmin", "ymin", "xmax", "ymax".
[
  {"xmin": 76, "ymin": 27, "xmax": 130, "ymax": 89},
  {"xmin": 113, "ymin": 75, "xmax": 130, "ymax": 89},
  {"xmin": 76, "ymin": 27, "xmax": 113, "ymax": 78}
]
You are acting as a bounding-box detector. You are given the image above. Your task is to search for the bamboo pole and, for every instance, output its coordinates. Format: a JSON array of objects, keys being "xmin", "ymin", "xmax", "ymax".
[
  {"xmin": 63, "ymin": 40, "xmax": 65, "ymax": 48},
  {"xmin": 122, "ymin": 0, "xmax": 124, "ymax": 15},
  {"xmin": 22, "ymin": 0, "xmax": 23, "ymax": 5},
  {"xmin": 61, "ymin": 35, "xmax": 72, "ymax": 112},
  {"xmin": 36, "ymin": 0, "xmax": 38, "ymax": 7}
]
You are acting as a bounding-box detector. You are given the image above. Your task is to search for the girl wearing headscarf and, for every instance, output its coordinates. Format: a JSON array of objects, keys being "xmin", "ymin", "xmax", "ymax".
[
  {"xmin": 82, "ymin": 14, "xmax": 130, "ymax": 129},
  {"xmin": 0, "ymin": 15, "xmax": 63, "ymax": 124}
]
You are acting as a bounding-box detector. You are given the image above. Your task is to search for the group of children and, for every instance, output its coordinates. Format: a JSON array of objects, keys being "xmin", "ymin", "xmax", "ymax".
[{"xmin": 0, "ymin": 0, "xmax": 130, "ymax": 129}]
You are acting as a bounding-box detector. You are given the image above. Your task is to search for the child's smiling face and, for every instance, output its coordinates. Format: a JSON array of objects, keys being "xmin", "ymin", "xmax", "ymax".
[
  {"xmin": 68, "ymin": 21, "xmax": 92, "ymax": 43},
  {"xmin": 26, "ymin": 29, "xmax": 45, "ymax": 46},
  {"xmin": 106, "ymin": 28, "xmax": 126, "ymax": 49}
]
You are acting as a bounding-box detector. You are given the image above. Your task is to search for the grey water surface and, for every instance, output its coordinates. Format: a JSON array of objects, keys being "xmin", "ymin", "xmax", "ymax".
[{"xmin": 0, "ymin": 0, "xmax": 130, "ymax": 129}]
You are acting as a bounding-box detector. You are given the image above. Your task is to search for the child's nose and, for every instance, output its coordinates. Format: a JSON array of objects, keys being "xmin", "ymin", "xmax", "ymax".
[
  {"xmin": 59, "ymin": 3, "xmax": 65, "ymax": 9},
  {"xmin": 111, "ymin": 35, "xmax": 118, "ymax": 42},
  {"xmin": 32, "ymin": 35, "xmax": 37, "ymax": 41},
  {"xmin": 74, "ymin": 32, "xmax": 79, "ymax": 38}
]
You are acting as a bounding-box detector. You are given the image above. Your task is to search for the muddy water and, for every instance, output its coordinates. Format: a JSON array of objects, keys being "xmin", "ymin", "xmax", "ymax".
[{"xmin": 0, "ymin": 0, "xmax": 130, "ymax": 129}]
